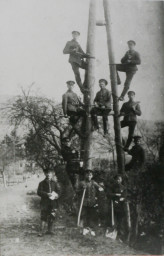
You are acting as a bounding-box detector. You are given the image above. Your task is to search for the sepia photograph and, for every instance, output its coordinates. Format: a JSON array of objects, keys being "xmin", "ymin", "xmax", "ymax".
[{"xmin": 0, "ymin": 0, "xmax": 164, "ymax": 255}]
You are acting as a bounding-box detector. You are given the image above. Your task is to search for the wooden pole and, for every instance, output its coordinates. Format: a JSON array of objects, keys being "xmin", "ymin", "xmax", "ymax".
[
  {"xmin": 82, "ymin": 0, "xmax": 96, "ymax": 170},
  {"xmin": 103, "ymin": 0, "xmax": 125, "ymax": 173}
]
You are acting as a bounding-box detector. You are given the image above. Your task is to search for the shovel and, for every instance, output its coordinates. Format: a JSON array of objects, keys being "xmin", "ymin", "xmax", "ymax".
[
  {"xmin": 105, "ymin": 200, "xmax": 117, "ymax": 240},
  {"xmin": 77, "ymin": 188, "xmax": 86, "ymax": 227}
]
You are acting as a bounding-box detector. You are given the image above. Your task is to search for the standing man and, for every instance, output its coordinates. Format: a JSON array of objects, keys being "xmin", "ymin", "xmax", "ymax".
[
  {"xmin": 116, "ymin": 40, "xmax": 141, "ymax": 101},
  {"xmin": 91, "ymin": 79, "xmax": 112, "ymax": 136},
  {"xmin": 105, "ymin": 175, "xmax": 127, "ymax": 240},
  {"xmin": 63, "ymin": 31, "xmax": 90, "ymax": 93},
  {"xmin": 37, "ymin": 168, "xmax": 61, "ymax": 236},
  {"xmin": 125, "ymin": 136, "xmax": 145, "ymax": 172},
  {"xmin": 119, "ymin": 91, "xmax": 141, "ymax": 150},
  {"xmin": 76, "ymin": 169, "xmax": 104, "ymax": 236},
  {"xmin": 62, "ymin": 80, "xmax": 86, "ymax": 125}
]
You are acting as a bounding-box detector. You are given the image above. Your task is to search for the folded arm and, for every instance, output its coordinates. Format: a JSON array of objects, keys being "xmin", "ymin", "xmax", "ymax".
[{"xmin": 132, "ymin": 103, "xmax": 142, "ymax": 116}]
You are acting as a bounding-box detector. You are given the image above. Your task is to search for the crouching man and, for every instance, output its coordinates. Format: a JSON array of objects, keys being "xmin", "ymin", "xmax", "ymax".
[{"xmin": 37, "ymin": 168, "xmax": 61, "ymax": 236}]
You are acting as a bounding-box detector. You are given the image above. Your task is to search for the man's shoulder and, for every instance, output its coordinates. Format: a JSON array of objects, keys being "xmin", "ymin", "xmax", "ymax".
[
  {"xmin": 67, "ymin": 39, "xmax": 79, "ymax": 45},
  {"xmin": 92, "ymin": 180, "xmax": 99, "ymax": 186},
  {"xmin": 51, "ymin": 180, "xmax": 60, "ymax": 186},
  {"xmin": 124, "ymin": 101, "xmax": 138, "ymax": 106},
  {"xmin": 79, "ymin": 180, "xmax": 86, "ymax": 187},
  {"xmin": 39, "ymin": 179, "xmax": 46, "ymax": 185},
  {"xmin": 66, "ymin": 40, "xmax": 74, "ymax": 44},
  {"xmin": 105, "ymin": 88, "xmax": 111, "ymax": 94},
  {"xmin": 138, "ymin": 145, "xmax": 144, "ymax": 151},
  {"xmin": 131, "ymin": 50, "xmax": 140, "ymax": 56},
  {"xmin": 122, "ymin": 101, "xmax": 129, "ymax": 106},
  {"xmin": 63, "ymin": 91, "xmax": 77, "ymax": 96},
  {"xmin": 62, "ymin": 92, "xmax": 68, "ymax": 97},
  {"xmin": 134, "ymin": 101, "xmax": 140, "ymax": 105},
  {"xmin": 95, "ymin": 91, "xmax": 100, "ymax": 96}
]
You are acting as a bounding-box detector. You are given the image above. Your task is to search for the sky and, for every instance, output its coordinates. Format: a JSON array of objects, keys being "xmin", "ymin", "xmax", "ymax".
[{"xmin": 0, "ymin": 0, "xmax": 164, "ymax": 121}]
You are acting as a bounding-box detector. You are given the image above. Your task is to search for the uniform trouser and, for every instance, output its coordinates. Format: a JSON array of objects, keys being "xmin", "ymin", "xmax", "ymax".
[
  {"xmin": 81, "ymin": 206, "xmax": 96, "ymax": 228},
  {"xmin": 125, "ymin": 162, "xmax": 143, "ymax": 172},
  {"xmin": 67, "ymin": 110, "xmax": 86, "ymax": 125},
  {"xmin": 66, "ymin": 162, "xmax": 80, "ymax": 190},
  {"xmin": 116, "ymin": 64, "xmax": 136, "ymax": 97},
  {"xmin": 71, "ymin": 61, "xmax": 87, "ymax": 90},
  {"xmin": 67, "ymin": 171, "xmax": 78, "ymax": 190},
  {"xmin": 91, "ymin": 107, "xmax": 111, "ymax": 134},
  {"xmin": 114, "ymin": 208, "xmax": 124, "ymax": 231},
  {"xmin": 121, "ymin": 120, "xmax": 136, "ymax": 148}
]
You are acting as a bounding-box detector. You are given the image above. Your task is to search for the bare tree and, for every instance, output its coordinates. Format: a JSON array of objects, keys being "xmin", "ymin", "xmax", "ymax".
[
  {"xmin": 3, "ymin": 88, "xmax": 78, "ymax": 170},
  {"xmin": 137, "ymin": 120, "xmax": 164, "ymax": 162}
]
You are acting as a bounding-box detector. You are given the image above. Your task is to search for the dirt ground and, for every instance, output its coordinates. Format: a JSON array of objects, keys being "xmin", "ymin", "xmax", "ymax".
[{"xmin": 0, "ymin": 175, "xmax": 146, "ymax": 256}]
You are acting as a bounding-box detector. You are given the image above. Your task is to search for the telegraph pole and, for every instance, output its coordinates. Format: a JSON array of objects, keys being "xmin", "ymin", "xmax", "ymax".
[
  {"xmin": 103, "ymin": 0, "xmax": 125, "ymax": 173},
  {"xmin": 82, "ymin": 0, "xmax": 96, "ymax": 170}
]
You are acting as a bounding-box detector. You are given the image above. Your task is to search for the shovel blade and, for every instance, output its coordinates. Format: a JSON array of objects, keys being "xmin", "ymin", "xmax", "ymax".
[{"xmin": 105, "ymin": 229, "xmax": 117, "ymax": 240}]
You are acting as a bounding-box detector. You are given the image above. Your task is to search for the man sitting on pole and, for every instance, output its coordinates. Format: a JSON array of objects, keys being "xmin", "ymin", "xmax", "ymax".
[
  {"xmin": 63, "ymin": 31, "xmax": 91, "ymax": 93},
  {"xmin": 116, "ymin": 40, "xmax": 141, "ymax": 101},
  {"xmin": 62, "ymin": 80, "xmax": 86, "ymax": 126},
  {"xmin": 91, "ymin": 79, "xmax": 112, "ymax": 136},
  {"xmin": 119, "ymin": 91, "xmax": 141, "ymax": 150}
]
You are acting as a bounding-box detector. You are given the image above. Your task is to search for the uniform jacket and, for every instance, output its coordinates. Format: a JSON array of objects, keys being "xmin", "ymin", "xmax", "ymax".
[
  {"xmin": 37, "ymin": 178, "xmax": 61, "ymax": 209},
  {"xmin": 121, "ymin": 50, "xmax": 141, "ymax": 72},
  {"xmin": 106, "ymin": 182, "xmax": 126, "ymax": 201},
  {"xmin": 120, "ymin": 101, "xmax": 141, "ymax": 122},
  {"xmin": 77, "ymin": 180, "xmax": 100, "ymax": 207},
  {"xmin": 128, "ymin": 145, "xmax": 145, "ymax": 167},
  {"xmin": 62, "ymin": 90, "xmax": 83, "ymax": 115},
  {"xmin": 63, "ymin": 39, "xmax": 85, "ymax": 66},
  {"xmin": 61, "ymin": 145, "xmax": 80, "ymax": 172},
  {"xmin": 94, "ymin": 88, "xmax": 112, "ymax": 109},
  {"xmin": 61, "ymin": 145, "xmax": 79, "ymax": 162}
]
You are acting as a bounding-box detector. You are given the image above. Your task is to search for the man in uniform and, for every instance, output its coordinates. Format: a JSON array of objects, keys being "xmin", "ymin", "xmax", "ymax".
[
  {"xmin": 116, "ymin": 40, "xmax": 141, "ymax": 101},
  {"xmin": 125, "ymin": 136, "xmax": 145, "ymax": 172},
  {"xmin": 91, "ymin": 79, "xmax": 112, "ymax": 136},
  {"xmin": 105, "ymin": 174, "xmax": 127, "ymax": 240},
  {"xmin": 76, "ymin": 169, "xmax": 104, "ymax": 236},
  {"xmin": 119, "ymin": 91, "xmax": 141, "ymax": 150},
  {"xmin": 63, "ymin": 31, "xmax": 91, "ymax": 93},
  {"xmin": 37, "ymin": 168, "xmax": 61, "ymax": 236},
  {"xmin": 62, "ymin": 80, "xmax": 86, "ymax": 126},
  {"xmin": 61, "ymin": 137, "xmax": 80, "ymax": 189}
]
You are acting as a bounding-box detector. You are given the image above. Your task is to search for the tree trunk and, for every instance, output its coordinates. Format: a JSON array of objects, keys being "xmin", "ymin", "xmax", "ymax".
[{"xmin": 1, "ymin": 169, "xmax": 7, "ymax": 188}]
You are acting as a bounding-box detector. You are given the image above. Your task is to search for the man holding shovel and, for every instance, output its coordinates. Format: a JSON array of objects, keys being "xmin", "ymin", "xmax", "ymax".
[
  {"xmin": 105, "ymin": 175, "xmax": 127, "ymax": 240},
  {"xmin": 76, "ymin": 169, "xmax": 104, "ymax": 236}
]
